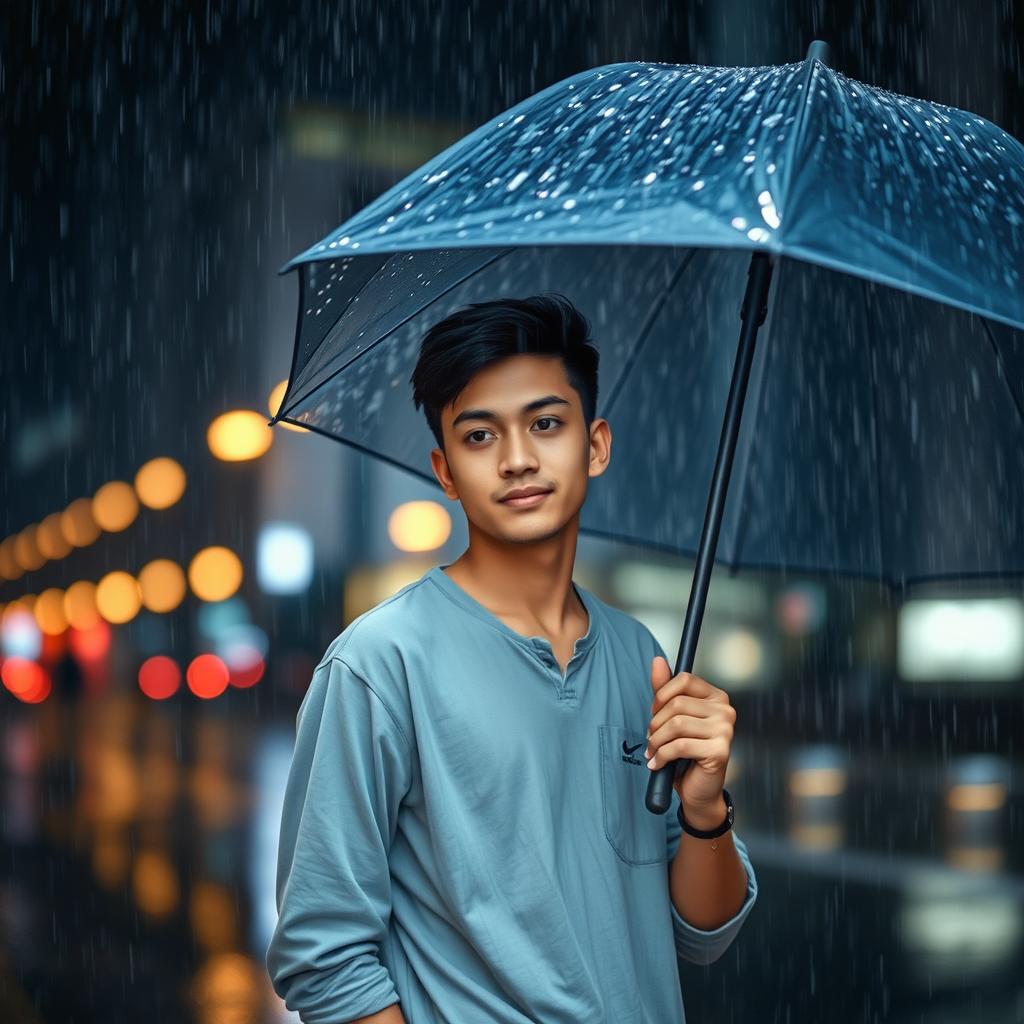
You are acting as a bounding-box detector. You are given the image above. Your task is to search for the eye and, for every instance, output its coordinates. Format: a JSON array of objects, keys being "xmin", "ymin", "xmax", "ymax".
[{"xmin": 463, "ymin": 417, "xmax": 562, "ymax": 446}]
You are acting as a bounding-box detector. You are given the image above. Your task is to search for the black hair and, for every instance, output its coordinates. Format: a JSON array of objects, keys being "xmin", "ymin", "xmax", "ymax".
[{"xmin": 409, "ymin": 293, "xmax": 600, "ymax": 453}]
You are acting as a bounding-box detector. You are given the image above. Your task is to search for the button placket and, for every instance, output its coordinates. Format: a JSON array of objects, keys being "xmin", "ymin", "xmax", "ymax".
[{"xmin": 532, "ymin": 640, "xmax": 572, "ymax": 697}]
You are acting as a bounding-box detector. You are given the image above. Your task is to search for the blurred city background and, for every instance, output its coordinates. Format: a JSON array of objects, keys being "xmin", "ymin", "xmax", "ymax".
[{"xmin": 3, "ymin": 1, "xmax": 1024, "ymax": 1022}]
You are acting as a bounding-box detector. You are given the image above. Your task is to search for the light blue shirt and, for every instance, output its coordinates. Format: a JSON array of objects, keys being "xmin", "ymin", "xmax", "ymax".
[{"xmin": 266, "ymin": 563, "xmax": 757, "ymax": 1023}]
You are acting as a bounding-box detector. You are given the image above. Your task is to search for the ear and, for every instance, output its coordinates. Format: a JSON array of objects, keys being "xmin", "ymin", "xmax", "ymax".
[
  {"xmin": 587, "ymin": 417, "xmax": 612, "ymax": 479},
  {"xmin": 430, "ymin": 446, "xmax": 459, "ymax": 501}
]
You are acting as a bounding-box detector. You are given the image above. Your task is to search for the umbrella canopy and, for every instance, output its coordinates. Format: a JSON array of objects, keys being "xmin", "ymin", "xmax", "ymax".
[{"xmin": 271, "ymin": 48, "xmax": 1024, "ymax": 588}]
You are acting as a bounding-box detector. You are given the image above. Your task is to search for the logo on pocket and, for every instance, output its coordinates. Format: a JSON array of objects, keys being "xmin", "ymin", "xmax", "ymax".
[{"xmin": 621, "ymin": 740, "xmax": 645, "ymax": 766}]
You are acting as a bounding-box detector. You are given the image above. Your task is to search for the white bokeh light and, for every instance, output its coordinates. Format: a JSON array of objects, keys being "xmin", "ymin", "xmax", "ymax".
[{"xmin": 257, "ymin": 522, "xmax": 314, "ymax": 595}]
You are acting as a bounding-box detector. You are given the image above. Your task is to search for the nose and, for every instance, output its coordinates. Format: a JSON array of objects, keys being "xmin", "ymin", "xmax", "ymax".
[{"xmin": 498, "ymin": 428, "xmax": 540, "ymax": 475}]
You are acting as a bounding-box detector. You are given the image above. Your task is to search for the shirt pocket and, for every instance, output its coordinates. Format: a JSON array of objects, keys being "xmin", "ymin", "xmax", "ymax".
[{"xmin": 598, "ymin": 724, "xmax": 667, "ymax": 866}]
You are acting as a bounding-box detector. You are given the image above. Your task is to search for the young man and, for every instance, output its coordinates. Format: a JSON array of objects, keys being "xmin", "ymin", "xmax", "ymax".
[{"xmin": 266, "ymin": 294, "xmax": 758, "ymax": 1024}]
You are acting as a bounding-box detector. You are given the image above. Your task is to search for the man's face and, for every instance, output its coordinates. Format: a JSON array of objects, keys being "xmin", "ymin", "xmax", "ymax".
[{"xmin": 430, "ymin": 353, "xmax": 611, "ymax": 545}]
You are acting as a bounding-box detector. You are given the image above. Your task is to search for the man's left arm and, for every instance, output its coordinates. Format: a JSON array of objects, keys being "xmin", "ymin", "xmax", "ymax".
[{"xmin": 644, "ymin": 650, "xmax": 758, "ymax": 964}]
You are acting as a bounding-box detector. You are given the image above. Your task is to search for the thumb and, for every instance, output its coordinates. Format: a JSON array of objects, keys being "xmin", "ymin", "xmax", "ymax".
[{"xmin": 650, "ymin": 654, "xmax": 673, "ymax": 692}]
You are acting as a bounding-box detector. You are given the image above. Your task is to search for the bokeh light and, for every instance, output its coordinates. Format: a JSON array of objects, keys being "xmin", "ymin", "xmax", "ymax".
[
  {"xmin": 33, "ymin": 587, "xmax": 69, "ymax": 635},
  {"xmin": 1, "ymin": 603, "xmax": 42, "ymax": 660},
  {"xmin": 257, "ymin": 522, "xmax": 313, "ymax": 593},
  {"xmin": 133, "ymin": 849, "xmax": 179, "ymax": 918},
  {"xmin": 1, "ymin": 657, "xmax": 51, "ymax": 703},
  {"xmin": 268, "ymin": 379, "xmax": 309, "ymax": 433},
  {"xmin": 207, "ymin": 410, "xmax": 274, "ymax": 461},
  {"xmin": 138, "ymin": 655, "xmax": 182, "ymax": 700},
  {"xmin": 228, "ymin": 657, "xmax": 265, "ymax": 689},
  {"xmin": 138, "ymin": 559, "xmax": 187, "ymax": 613},
  {"xmin": 14, "ymin": 524, "xmax": 46, "ymax": 571},
  {"xmin": 188, "ymin": 547, "xmax": 243, "ymax": 602},
  {"xmin": 189, "ymin": 881, "xmax": 240, "ymax": 952},
  {"xmin": 0, "ymin": 536, "xmax": 22, "ymax": 580},
  {"xmin": 61, "ymin": 497, "xmax": 101, "ymax": 547},
  {"xmin": 134, "ymin": 456, "xmax": 187, "ymax": 509},
  {"xmin": 387, "ymin": 500, "xmax": 452, "ymax": 552},
  {"xmin": 186, "ymin": 654, "xmax": 230, "ymax": 699},
  {"xmin": 64, "ymin": 580, "xmax": 101, "ymax": 630},
  {"xmin": 92, "ymin": 481, "xmax": 140, "ymax": 532},
  {"xmin": 96, "ymin": 570, "xmax": 143, "ymax": 624},
  {"xmin": 36, "ymin": 511, "xmax": 73, "ymax": 560},
  {"xmin": 69, "ymin": 618, "xmax": 112, "ymax": 662}
]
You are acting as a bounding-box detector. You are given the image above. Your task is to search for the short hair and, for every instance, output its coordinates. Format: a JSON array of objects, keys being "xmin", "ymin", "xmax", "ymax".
[{"xmin": 409, "ymin": 293, "xmax": 600, "ymax": 453}]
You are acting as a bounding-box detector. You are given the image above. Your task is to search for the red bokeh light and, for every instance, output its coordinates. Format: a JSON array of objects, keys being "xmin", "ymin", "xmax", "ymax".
[
  {"xmin": 138, "ymin": 656, "xmax": 182, "ymax": 700},
  {"xmin": 229, "ymin": 656, "xmax": 265, "ymax": 689},
  {"xmin": 40, "ymin": 630, "xmax": 67, "ymax": 664},
  {"xmin": 69, "ymin": 619, "xmax": 112, "ymax": 661},
  {"xmin": 1, "ymin": 658, "xmax": 52, "ymax": 703},
  {"xmin": 186, "ymin": 653, "xmax": 230, "ymax": 699}
]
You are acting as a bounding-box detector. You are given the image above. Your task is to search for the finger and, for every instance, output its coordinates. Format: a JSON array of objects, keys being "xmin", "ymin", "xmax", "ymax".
[
  {"xmin": 644, "ymin": 714, "xmax": 716, "ymax": 758},
  {"xmin": 648, "ymin": 694, "xmax": 715, "ymax": 733},
  {"xmin": 646, "ymin": 735, "xmax": 726, "ymax": 770},
  {"xmin": 653, "ymin": 670, "xmax": 716, "ymax": 707},
  {"xmin": 651, "ymin": 688, "xmax": 716, "ymax": 729}
]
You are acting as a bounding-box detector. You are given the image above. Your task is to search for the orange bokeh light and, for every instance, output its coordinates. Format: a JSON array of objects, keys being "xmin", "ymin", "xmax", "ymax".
[
  {"xmin": 64, "ymin": 580, "xmax": 101, "ymax": 630},
  {"xmin": 92, "ymin": 481, "xmax": 140, "ymax": 533},
  {"xmin": 36, "ymin": 512, "xmax": 73, "ymax": 560},
  {"xmin": 61, "ymin": 497, "xmax": 101, "ymax": 547},
  {"xmin": 96, "ymin": 570, "xmax": 142, "ymax": 623},
  {"xmin": 34, "ymin": 587, "xmax": 69, "ymax": 635},
  {"xmin": 14, "ymin": 524, "xmax": 46, "ymax": 571},
  {"xmin": 134, "ymin": 457, "xmax": 187, "ymax": 510},
  {"xmin": 187, "ymin": 546, "xmax": 243, "ymax": 602}
]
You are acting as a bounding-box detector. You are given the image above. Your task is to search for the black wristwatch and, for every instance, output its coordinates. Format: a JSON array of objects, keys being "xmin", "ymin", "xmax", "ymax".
[{"xmin": 677, "ymin": 788, "xmax": 734, "ymax": 839}]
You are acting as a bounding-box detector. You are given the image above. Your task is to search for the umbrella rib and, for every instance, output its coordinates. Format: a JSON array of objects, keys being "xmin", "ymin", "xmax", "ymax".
[
  {"xmin": 600, "ymin": 247, "xmax": 697, "ymax": 419},
  {"xmin": 858, "ymin": 275, "xmax": 888, "ymax": 582},
  {"xmin": 272, "ymin": 254, "xmax": 390, "ymax": 424},
  {"xmin": 284, "ymin": 246, "xmax": 517, "ymax": 418},
  {"xmin": 979, "ymin": 316, "xmax": 1024, "ymax": 436},
  {"xmin": 774, "ymin": 56, "xmax": 823, "ymax": 242}
]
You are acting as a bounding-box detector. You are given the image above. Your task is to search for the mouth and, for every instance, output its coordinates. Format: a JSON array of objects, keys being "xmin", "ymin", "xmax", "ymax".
[{"xmin": 500, "ymin": 490, "xmax": 552, "ymax": 508}]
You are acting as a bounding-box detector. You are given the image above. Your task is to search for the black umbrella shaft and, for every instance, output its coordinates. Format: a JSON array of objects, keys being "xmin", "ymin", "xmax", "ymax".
[{"xmin": 646, "ymin": 251, "xmax": 775, "ymax": 815}]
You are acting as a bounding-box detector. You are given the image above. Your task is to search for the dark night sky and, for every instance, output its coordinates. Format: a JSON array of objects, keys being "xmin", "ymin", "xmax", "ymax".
[{"xmin": 2, "ymin": 0, "xmax": 1022, "ymax": 545}]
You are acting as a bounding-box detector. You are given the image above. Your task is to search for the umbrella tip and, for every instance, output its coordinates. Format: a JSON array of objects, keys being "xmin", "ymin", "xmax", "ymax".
[{"xmin": 805, "ymin": 40, "xmax": 832, "ymax": 68}]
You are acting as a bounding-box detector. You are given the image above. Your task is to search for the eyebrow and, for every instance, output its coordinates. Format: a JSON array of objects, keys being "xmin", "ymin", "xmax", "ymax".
[{"xmin": 451, "ymin": 394, "xmax": 571, "ymax": 429}]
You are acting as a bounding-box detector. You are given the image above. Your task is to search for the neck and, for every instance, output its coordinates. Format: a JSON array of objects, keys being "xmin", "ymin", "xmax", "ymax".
[{"xmin": 445, "ymin": 522, "xmax": 584, "ymax": 635}]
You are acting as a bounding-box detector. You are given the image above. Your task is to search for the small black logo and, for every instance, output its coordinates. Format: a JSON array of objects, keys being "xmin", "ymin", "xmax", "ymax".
[{"xmin": 621, "ymin": 739, "xmax": 644, "ymax": 766}]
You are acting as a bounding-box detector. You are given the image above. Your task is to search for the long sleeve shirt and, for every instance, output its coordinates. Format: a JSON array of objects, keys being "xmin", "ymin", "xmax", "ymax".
[{"xmin": 266, "ymin": 563, "xmax": 758, "ymax": 1023}]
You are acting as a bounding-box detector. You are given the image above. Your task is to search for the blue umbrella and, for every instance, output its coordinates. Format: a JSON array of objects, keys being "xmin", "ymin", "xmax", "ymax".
[{"xmin": 269, "ymin": 40, "xmax": 1024, "ymax": 814}]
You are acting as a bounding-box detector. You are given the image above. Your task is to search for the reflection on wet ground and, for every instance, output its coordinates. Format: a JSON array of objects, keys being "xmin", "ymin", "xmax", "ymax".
[
  {"xmin": 2, "ymin": 684, "xmax": 1022, "ymax": 1023},
  {"xmin": 1, "ymin": 688, "xmax": 292, "ymax": 1024}
]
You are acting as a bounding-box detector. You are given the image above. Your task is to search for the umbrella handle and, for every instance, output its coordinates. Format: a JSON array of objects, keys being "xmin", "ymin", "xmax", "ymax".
[{"xmin": 645, "ymin": 251, "xmax": 775, "ymax": 814}]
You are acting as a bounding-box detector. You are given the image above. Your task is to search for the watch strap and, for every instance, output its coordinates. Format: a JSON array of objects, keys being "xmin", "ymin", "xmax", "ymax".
[{"xmin": 677, "ymin": 788, "xmax": 734, "ymax": 839}]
